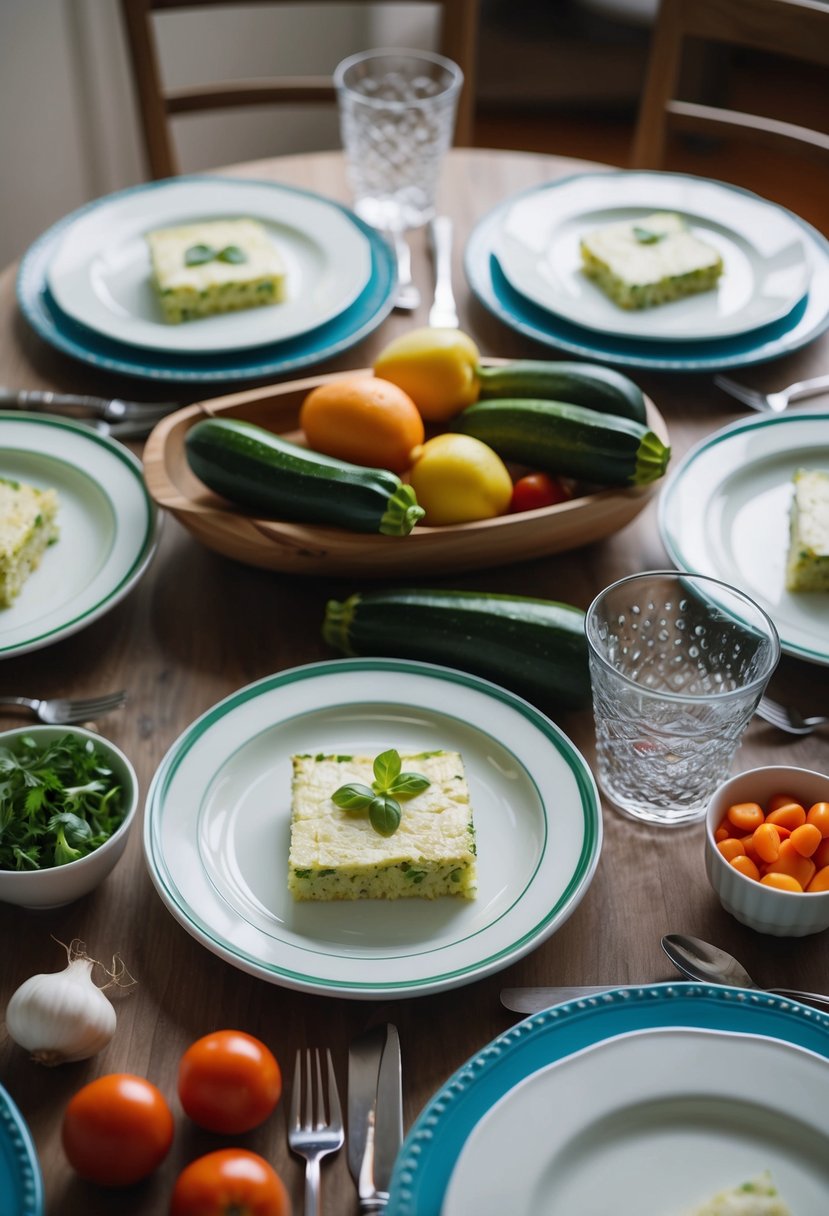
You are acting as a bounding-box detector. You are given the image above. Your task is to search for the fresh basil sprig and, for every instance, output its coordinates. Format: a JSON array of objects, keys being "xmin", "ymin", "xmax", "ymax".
[
  {"xmin": 632, "ymin": 225, "xmax": 665, "ymax": 245},
  {"xmin": 331, "ymin": 749, "xmax": 430, "ymax": 838},
  {"xmin": 184, "ymin": 243, "xmax": 248, "ymax": 267}
]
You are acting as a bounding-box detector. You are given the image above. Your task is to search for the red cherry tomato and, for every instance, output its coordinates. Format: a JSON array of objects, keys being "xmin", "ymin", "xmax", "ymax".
[
  {"xmin": 509, "ymin": 472, "xmax": 572, "ymax": 513},
  {"xmin": 170, "ymin": 1149, "xmax": 291, "ymax": 1216},
  {"xmin": 178, "ymin": 1029, "xmax": 282, "ymax": 1134},
  {"xmin": 61, "ymin": 1073, "xmax": 174, "ymax": 1187}
]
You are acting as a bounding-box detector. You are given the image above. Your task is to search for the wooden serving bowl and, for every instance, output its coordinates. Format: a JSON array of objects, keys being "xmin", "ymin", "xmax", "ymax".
[{"xmin": 142, "ymin": 367, "xmax": 670, "ymax": 577}]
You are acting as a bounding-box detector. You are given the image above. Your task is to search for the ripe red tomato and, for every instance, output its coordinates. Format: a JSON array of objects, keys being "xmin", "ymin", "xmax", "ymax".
[
  {"xmin": 178, "ymin": 1029, "xmax": 282, "ymax": 1134},
  {"xmin": 509, "ymin": 472, "xmax": 572, "ymax": 513},
  {"xmin": 61, "ymin": 1073, "xmax": 174, "ymax": 1186},
  {"xmin": 170, "ymin": 1149, "xmax": 291, "ymax": 1216}
]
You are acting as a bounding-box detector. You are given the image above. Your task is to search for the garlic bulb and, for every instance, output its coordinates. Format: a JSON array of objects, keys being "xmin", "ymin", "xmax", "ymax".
[{"xmin": 5, "ymin": 942, "xmax": 119, "ymax": 1066}]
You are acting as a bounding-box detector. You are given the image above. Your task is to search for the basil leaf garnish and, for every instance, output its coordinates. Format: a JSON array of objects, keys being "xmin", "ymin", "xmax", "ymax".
[
  {"xmin": 184, "ymin": 243, "xmax": 217, "ymax": 266},
  {"xmin": 388, "ymin": 772, "xmax": 431, "ymax": 797},
  {"xmin": 632, "ymin": 225, "xmax": 664, "ymax": 244},
  {"xmin": 331, "ymin": 783, "xmax": 375, "ymax": 811},
  {"xmin": 217, "ymin": 244, "xmax": 247, "ymax": 264},
  {"xmin": 373, "ymin": 749, "xmax": 401, "ymax": 789},
  {"xmin": 369, "ymin": 794, "xmax": 402, "ymax": 837}
]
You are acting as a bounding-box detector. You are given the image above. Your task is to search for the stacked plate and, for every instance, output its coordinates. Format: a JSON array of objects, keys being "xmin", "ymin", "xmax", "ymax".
[
  {"xmin": 465, "ymin": 170, "xmax": 829, "ymax": 372},
  {"xmin": 16, "ymin": 176, "xmax": 397, "ymax": 384},
  {"xmin": 388, "ymin": 985, "xmax": 829, "ymax": 1215}
]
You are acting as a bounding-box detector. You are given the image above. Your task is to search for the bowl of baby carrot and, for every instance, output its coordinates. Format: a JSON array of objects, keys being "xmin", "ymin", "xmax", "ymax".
[{"xmin": 705, "ymin": 766, "xmax": 829, "ymax": 936}]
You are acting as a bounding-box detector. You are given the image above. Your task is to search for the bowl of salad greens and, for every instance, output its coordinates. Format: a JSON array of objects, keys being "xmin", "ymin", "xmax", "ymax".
[{"xmin": 0, "ymin": 725, "xmax": 138, "ymax": 908}]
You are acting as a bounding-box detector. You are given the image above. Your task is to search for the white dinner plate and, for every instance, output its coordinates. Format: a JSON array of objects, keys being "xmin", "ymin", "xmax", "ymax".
[
  {"xmin": 143, "ymin": 659, "xmax": 601, "ymax": 999},
  {"xmin": 45, "ymin": 177, "xmax": 372, "ymax": 354},
  {"xmin": 659, "ymin": 409, "xmax": 829, "ymax": 666},
  {"xmin": 0, "ymin": 414, "xmax": 159, "ymax": 659},
  {"xmin": 494, "ymin": 171, "xmax": 811, "ymax": 342},
  {"xmin": 442, "ymin": 1027, "xmax": 829, "ymax": 1216}
]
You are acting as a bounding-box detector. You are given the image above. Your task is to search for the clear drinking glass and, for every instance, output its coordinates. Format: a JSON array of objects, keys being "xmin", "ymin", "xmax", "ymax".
[
  {"xmin": 333, "ymin": 48, "xmax": 463, "ymax": 231},
  {"xmin": 585, "ymin": 571, "xmax": 780, "ymax": 827}
]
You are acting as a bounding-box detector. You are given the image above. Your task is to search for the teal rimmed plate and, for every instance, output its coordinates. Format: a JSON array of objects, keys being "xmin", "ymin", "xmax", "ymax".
[
  {"xmin": 0, "ymin": 1082, "xmax": 43, "ymax": 1216},
  {"xmin": 659, "ymin": 409, "xmax": 829, "ymax": 665},
  {"xmin": 17, "ymin": 176, "xmax": 396, "ymax": 385},
  {"xmin": 389, "ymin": 984, "xmax": 829, "ymax": 1215},
  {"xmin": 0, "ymin": 414, "xmax": 159, "ymax": 658},
  {"xmin": 143, "ymin": 659, "xmax": 601, "ymax": 998},
  {"xmin": 464, "ymin": 171, "xmax": 829, "ymax": 371}
]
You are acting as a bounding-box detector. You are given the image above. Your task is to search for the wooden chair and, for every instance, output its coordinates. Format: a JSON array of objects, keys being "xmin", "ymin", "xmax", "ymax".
[
  {"xmin": 120, "ymin": 0, "xmax": 480, "ymax": 179},
  {"xmin": 631, "ymin": 0, "xmax": 829, "ymax": 170}
]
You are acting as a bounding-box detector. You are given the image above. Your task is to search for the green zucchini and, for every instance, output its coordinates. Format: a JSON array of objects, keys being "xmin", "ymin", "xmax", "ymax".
[
  {"xmin": 454, "ymin": 398, "xmax": 670, "ymax": 486},
  {"xmin": 185, "ymin": 418, "xmax": 424, "ymax": 536},
  {"xmin": 322, "ymin": 588, "xmax": 591, "ymax": 710},
  {"xmin": 476, "ymin": 360, "xmax": 647, "ymax": 424}
]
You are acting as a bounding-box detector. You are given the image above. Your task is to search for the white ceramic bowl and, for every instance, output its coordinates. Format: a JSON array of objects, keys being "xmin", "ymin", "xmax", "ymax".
[
  {"xmin": 705, "ymin": 765, "xmax": 829, "ymax": 937},
  {"xmin": 0, "ymin": 725, "xmax": 138, "ymax": 909}
]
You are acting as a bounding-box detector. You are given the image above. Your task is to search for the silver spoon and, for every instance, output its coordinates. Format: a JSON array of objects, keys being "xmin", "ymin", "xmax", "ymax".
[{"xmin": 662, "ymin": 934, "xmax": 829, "ymax": 1008}]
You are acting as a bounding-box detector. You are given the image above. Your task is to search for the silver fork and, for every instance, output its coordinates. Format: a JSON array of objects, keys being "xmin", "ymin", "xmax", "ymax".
[
  {"xmin": 755, "ymin": 695, "xmax": 828, "ymax": 735},
  {"xmin": 714, "ymin": 373, "xmax": 829, "ymax": 414},
  {"xmin": 428, "ymin": 215, "xmax": 459, "ymax": 328},
  {"xmin": 288, "ymin": 1047, "xmax": 344, "ymax": 1216},
  {"xmin": 0, "ymin": 691, "xmax": 127, "ymax": 725},
  {"xmin": 0, "ymin": 388, "xmax": 177, "ymax": 424},
  {"xmin": 389, "ymin": 230, "xmax": 421, "ymax": 312}
]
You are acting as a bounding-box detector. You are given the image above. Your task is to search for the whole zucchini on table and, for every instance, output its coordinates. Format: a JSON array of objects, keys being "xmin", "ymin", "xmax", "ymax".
[
  {"xmin": 453, "ymin": 397, "xmax": 670, "ymax": 486},
  {"xmin": 475, "ymin": 360, "xmax": 648, "ymax": 424},
  {"xmin": 184, "ymin": 417, "xmax": 424, "ymax": 536},
  {"xmin": 323, "ymin": 588, "xmax": 592, "ymax": 710}
]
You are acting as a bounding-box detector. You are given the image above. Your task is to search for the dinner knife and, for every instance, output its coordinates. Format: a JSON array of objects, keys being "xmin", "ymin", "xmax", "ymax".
[
  {"xmin": 348, "ymin": 1023, "xmax": 403, "ymax": 1213},
  {"xmin": 501, "ymin": 985, "xmax": 624, "ymax": 1013},
  {"xmin": 0, "ymin": 388, "xmax": 177, "ymax": 423}
]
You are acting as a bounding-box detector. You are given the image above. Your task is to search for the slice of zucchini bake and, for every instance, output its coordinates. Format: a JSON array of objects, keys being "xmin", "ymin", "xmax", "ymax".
[
  {"xmin": 288, "ymin": 750, "xmax": 478, "ymax": 901},
  {"xmin": 0, "ymin": 476, "xmax": 59, "ymax": 607},
  {"xmin": 580, "ymin": 211, "xmax": 723, "ymax": 310},
  {"xmin": 147, "ymin": 217, "xmax": 287, "ymax": 324}
]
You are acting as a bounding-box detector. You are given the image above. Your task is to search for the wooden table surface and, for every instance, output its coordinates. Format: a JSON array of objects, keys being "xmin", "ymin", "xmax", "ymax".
[{"xmin": 0, "ymin": 148, "xmax": 827, "ymax": 1216}]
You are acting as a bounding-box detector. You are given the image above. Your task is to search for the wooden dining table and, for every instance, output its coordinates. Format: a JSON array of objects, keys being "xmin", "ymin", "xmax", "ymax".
[{"xmin": 0, "ymin": 147, "xmax": 827, "ymax": 1216}]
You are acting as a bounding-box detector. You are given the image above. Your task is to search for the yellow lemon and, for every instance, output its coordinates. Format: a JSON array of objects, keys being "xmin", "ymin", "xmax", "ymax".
[
  {"xmin": 408, "ymin": 434, "xmax": 513, "ymax": 525},
  {"xmin": 373, "ymin": 328, "xmax": 480, "ymax": 422}
]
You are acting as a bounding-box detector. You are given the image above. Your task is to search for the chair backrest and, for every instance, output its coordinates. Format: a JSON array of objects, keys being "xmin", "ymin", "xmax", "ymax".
[
  {"xmin": 631, "ymin": 0, "xmax": 829, "ymax": 170},
  {"xmin": 120, "ymin": 0, "xmax": 480, "ymax": 179}
]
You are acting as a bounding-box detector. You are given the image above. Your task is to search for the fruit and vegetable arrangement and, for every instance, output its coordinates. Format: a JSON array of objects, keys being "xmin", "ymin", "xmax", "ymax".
[
  {"xmin": 5, "ymin": 941, "xmax": 291, "ymax": 1208},
  {"xmin": 184, "ymin": 327, "xmax": 671, "ymax": 534}
]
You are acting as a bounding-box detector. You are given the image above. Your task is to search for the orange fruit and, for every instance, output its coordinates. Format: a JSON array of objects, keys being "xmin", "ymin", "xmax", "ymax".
[{"xmin": 300, "ymin": 375, "xmax": 424, "ymax": 473}]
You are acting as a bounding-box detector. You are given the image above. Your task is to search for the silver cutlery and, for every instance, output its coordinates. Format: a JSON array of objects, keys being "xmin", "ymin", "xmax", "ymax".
[
  {"xmin": 427, "ymin": 215, "xmax": 459, "ymax": 329},
  {"xmin": 389, "ymin": 231, "xmax": 421, "ymax": 312},
  {"xmin": 662, "ymin": 933, "xmax": 829, "ymax": 1008},
  {"xmin": 714, "ymin": 373, "xmax": 829, "ymax": 414},
  {"xmin": 755, "ymin": 694, "xmax": 828, "ymax": 735},
  {"xmin": 348, "ymin": 1023, "xmax": 403, "ymax": 1213},
  {"xmin": 0, "ymin": 691, "xmax": 127, "ymax": 725},
  {"xmin": 501, "ymin": 985, "xmax": 623, "ymax": 1013},
  {"xmin": 288, "ymin": 1047, "xmax": 344, "ymax": 1216},
  {"xmin": 0, "ymin": 387, "xmax": 177, "ymax": 424}
]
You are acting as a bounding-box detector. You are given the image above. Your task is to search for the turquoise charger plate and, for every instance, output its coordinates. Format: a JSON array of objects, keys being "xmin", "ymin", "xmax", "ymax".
[
  {"xmin": 16, "ymin": 176, "xmax": 396, "ymax": 385},
  {"xmin": 387, "ymin": 982, "xmax": 829, "ymax": 1215},
  {"xmin": 464, "ymin": 172, "xmax": 829, "ymax": 372},
  {"xmin": 0, "ymin": 1084, "xmax": 43, "ymax": 1216}
]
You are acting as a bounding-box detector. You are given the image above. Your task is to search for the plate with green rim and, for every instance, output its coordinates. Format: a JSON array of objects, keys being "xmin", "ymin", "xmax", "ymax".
[
  {"xmin": 659, "ymin": 409, "xmax": 829, "ymax": 666},
  {"xmin": 0, "ymin": 414, "xmax": 160, "ymax": 659},
  {"xmin": 143, "ymin": 658, "xmax": 602, "ymax": 998}
]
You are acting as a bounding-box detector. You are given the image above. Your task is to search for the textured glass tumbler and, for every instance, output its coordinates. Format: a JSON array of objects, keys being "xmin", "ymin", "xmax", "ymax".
[
  {"xmin": 334, "ymin": 48, "xmax": 463, "ymax": 231},
  {"xmin": 586, "ymin": 571, "xmax": 780, "ymax": 826}
]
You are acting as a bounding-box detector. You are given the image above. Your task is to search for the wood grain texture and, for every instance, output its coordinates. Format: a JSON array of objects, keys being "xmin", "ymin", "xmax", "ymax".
[{"xmin": 0, "ymin": 148, "xmax": 827, "ymax": 1216}]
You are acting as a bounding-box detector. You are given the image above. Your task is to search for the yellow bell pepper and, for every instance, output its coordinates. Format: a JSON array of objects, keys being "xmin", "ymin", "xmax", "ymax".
[{"xmin": 373, "ymin": 328, "xmax": 480, "ymax": 422}]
